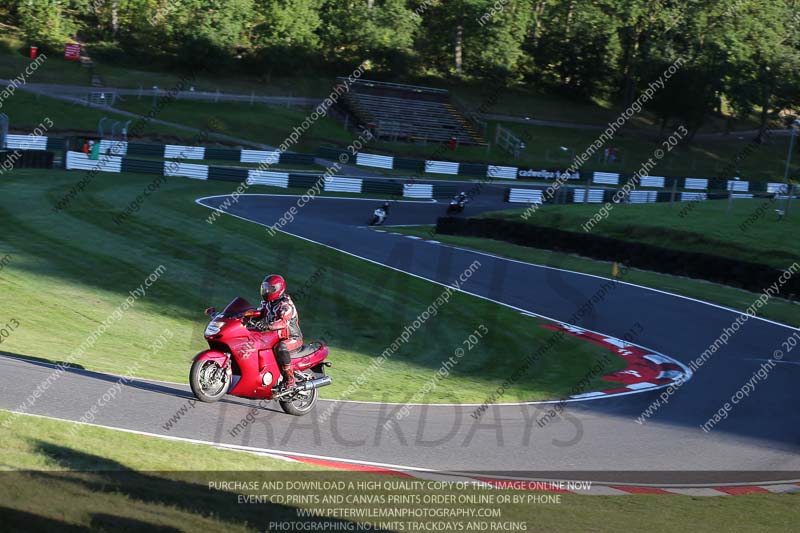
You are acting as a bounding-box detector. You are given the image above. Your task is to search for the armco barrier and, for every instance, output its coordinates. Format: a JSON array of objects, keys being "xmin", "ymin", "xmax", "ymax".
[
  {"xmin": 64, "ymin": 151, "xmax": 447, "ymax": 200},
  {"xmin": 317, "ymin": 144, "xmax": 788, "ymax": 193},
  {"xmin": 5, "ymin": 135, "xmax": 65, "ymax": 151},
  {"xmin": 505, "ymin": 187, "xmax": 775, "ymax": 206},
  {"xmin": 435, "ymin": 217, "xmax": 800, "ymax": 297},
  {"xmin": 121, "ymin": 157, "xmax": 164, "ymax": 175},
  {"xmin": 639, "ymin": 176, "xmax": 665, "ymax": 188},
  {"xmin": 394, "ymin": 157, "xmax": 427, "ymax": 172},
  {"xmin": 164, "ymin": 161, "xmax": 208, "ymax": 179},
  {"xmin": 321, "ymin": 145, "xmax": 790, "ymax": 195},
  {"xmin": 573, "ymin": 188, "xmax": 606, "ymax": 203},
  {"xmin": 403, "ymin": 183, "xmax": 433, "ymax": 198},
  {"xmin": 13, "ymin": 136, "xmax": 791, "ymax": 194},
  {"xmin": 209, "ymin": 166, "xmax": 249, "ymax": 183},
  {"xmin": 94, "ymin": 139, "xmax": 314, "ymax": 166},
  {"xmin": 246, "ymin": 169, "xmax": 288, "ymax": 187},
  {"xmin": 67, "ymin": 151, "xmax": 122, "ymax": 172},
  {"xmin": 432, "ymin": 183, "xmax": 457, "ymax": 198},
  {"xmin": 324, "ymin": 177, "xmax": 362, "ymax": 193},
  {"xmin": 507, "ymin": 188, "xmax": 543, "ymax": 204},
  {"xmin": 363, "ymin": 180, "xmax": 403, "ymax": 196},
  {"xmin": 592, "ymin": 172, "xmax": 620, "ymax": 185}
]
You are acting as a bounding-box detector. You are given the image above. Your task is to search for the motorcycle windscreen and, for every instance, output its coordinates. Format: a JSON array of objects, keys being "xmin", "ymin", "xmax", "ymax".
[{"xmin": 220, "ymin": 297, "xmax": 255, "ymax": 317}]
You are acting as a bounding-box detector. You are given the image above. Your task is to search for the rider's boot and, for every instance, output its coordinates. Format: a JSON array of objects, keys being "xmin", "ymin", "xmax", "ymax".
[{"xmin": 280, "ymin": 365, "xmax": 296, "ymax": 389}]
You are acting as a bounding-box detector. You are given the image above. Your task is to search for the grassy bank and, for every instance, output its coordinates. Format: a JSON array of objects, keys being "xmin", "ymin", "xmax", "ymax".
[
  {"xmin": 115, "ymin": 98, "xmax": 352, "ymax": 152},
  {"xmin": 4, "ymin": 91, "xmax": 192, "ymax": 139},
  {"xmin": 485, "ymin": 199, "xmax": 799, "ymax": 270},
  {"xmin": 0, "ymin": 169, "xmax": 623, "ymax": 403}
]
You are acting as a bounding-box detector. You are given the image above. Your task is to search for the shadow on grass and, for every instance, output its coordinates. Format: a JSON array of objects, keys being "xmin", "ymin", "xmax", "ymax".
[
  {"xmin": 0, "ymin": 506, "xmax": 88, "ymax": 532},
  {"xmin": 28, "ymin": 440, "xmax": 378, "ymax": 531}
]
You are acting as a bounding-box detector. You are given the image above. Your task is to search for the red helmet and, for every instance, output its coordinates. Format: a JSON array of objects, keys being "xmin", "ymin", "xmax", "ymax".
[{"xmin": 261, "ymin": 274, "xmax": 286, "ymax": 302}]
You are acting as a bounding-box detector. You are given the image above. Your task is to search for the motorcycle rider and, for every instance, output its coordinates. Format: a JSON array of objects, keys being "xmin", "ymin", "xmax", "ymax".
[
  {"xmin": 454, "ymin": 192, "xmax": 468, "ymax": 205},
  {"xmin": 373, "ymin": 201, "xmax": 390, "ymax": 224},
  {"xmin": 256, "ymin": 274, "xmax": 303, "ymax": 389}
]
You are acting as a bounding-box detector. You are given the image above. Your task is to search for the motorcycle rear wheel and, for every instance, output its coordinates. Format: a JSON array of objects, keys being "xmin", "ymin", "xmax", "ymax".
[
  {"xmin": 190, "ymin": 359, "xmax": 230, "ymax": 402},
  {"xmin": 279, "ymin": 370, "xmax": 319, "ymax": 416}
]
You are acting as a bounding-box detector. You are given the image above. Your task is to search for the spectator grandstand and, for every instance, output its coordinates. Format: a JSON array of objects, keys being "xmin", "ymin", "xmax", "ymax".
[{"xmin": 338, "ymin": 79, "xmax": 485, "ymax": 145}]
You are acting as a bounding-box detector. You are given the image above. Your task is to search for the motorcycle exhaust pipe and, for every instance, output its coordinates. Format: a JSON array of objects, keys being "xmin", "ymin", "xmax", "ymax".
[
  {"xmin": 297, "ymin": 376, "xmax": 332, "ymax": 391},
  {"xmin": 274, "ymin": 376, "xmax": 332, "ymax": 399}
]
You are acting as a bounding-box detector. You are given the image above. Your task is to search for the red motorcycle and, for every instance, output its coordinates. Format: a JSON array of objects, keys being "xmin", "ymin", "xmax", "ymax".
[{"xmin": 190, "ymin": 297, "xmax": 332, "ymax": 416}]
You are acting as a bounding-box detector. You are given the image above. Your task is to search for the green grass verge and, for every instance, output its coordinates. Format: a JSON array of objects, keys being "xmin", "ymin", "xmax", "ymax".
[
  {"xmin": 4, "ymin": 90, "xmax": 194, "ymax": 139},
  {"xmin": 385, "ymin": 225, "xmax": 800, "ymax": 327},
  {"xmin": 115, "ymin": 98, "xmax": 354, "ymax": 152},
  {"xmin": 484, "ymin": 199, "xmax": 800, "ymax": 270},
  {"xmin": 1, "ymin": 412, "xmax": 797, "ymax": 532},
  {"xmin": 0, "ymin": 169, "xmax": 624, "ymax": 403}
]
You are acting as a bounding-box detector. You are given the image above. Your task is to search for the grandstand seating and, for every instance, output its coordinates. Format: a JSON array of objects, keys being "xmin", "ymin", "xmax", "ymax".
[{"xmin": 338, "ymin": 79, "xmax": 485, "ymax": 145}]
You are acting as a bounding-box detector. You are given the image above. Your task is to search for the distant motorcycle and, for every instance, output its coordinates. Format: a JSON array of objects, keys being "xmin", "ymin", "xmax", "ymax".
[
  {"xmin": 447, "ymin": 194, "xmax": 468, "ymax": 215},
  {"xmin": 447, "ymin": 200, "xmax": 465, "ymax": 214},
  {"xmin": 369, "ymin": 207, "xmax": 387, "ymax": 226}
]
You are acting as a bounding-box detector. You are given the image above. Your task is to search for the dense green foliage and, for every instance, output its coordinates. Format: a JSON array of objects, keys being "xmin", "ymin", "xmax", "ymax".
[{"xmin": 1, "ymin": 1, "xmax": 799, "ymax": 137}]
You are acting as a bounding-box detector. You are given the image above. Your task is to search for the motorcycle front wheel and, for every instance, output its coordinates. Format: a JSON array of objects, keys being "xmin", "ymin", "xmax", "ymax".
[{"xmin": 190, "ymin": 359, "xmax": 230, "ymax": 402}]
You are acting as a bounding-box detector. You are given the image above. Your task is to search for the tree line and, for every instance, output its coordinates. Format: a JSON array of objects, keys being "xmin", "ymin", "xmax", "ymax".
[{"xmin": 1, "ymin": 0, "xmax": 799, "ymax": 138}]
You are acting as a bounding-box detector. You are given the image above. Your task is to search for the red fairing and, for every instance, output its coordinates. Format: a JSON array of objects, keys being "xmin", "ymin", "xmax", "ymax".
[{"xmin": 193, "ymin": 350, "xmax": 230, "ymax": 366}]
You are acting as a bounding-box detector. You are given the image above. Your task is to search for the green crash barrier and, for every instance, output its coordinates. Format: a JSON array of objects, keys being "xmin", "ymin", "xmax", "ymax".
[
  {"xmin": 204, "ymin": 147, "xmax": 241, "ymax": 161},
  {"xmin": 458, "ymin": 163, "xmax": 489, "ymax": 177},
  {"xmin": 362, "ymin": 180, "xmax": 404, "ymax": 196},
  {"xmin": 126, "ymin": 142, "xmax": 167, "ymax": 157},
  {"xmin": 120, "ymin": 158, "xmax": 165, "ymax": 175},
  {"xmin": 393, "ymin": 157, "xmax": 426, "ymax": 172},
  {"xmin": 432, "ymin": 185, "xmax": 458, "ymax": 198},
  {"xmin": 45, "ymin": 137, "xmax": 67, "ymax": 150},
  {"xmin": 316, "ymin": 146, "xmax": 347, "ymax": 160},
  {"xmin": 288, "ymin": 174, "xmax": 323, "ymax": 189},
  {"xmin": 208, "ymin": 167, "xmax": 248, "ymax": 182},
  {"xmin": 280, "ymin": 152, "xmax": 316, "ymax": 165}
]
